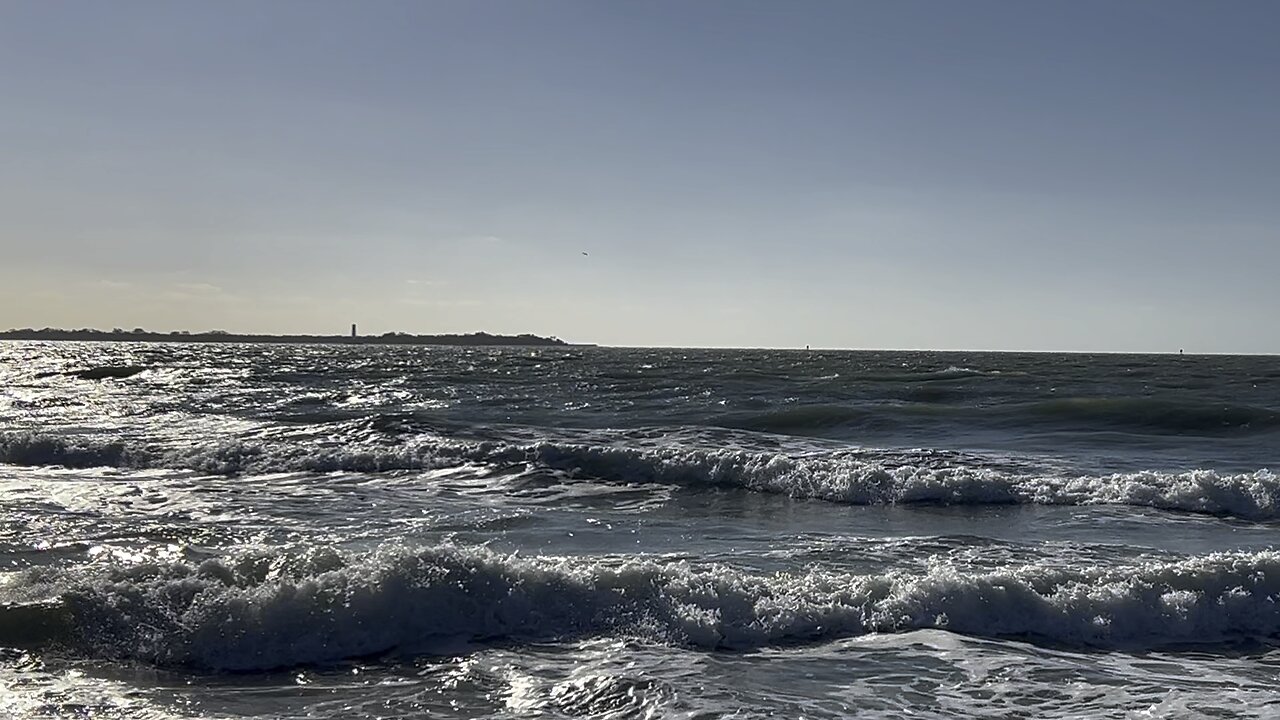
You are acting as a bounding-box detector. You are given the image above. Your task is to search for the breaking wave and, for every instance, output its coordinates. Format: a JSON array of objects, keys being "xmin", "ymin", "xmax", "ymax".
[
  {"xmin": 6, "ymin": 545, "xmax": 1280, "ymax": 670},
  {"xmin": 3, "ymin": 431, "xmax": 1279, "ymax": 520}
]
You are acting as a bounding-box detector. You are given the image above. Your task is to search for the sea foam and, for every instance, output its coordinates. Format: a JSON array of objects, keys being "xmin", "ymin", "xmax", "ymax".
[
  {"xmin": 3, "ymin": 431, "xmax": 1279, "ymax": 519},
  {"xmin": 6, "ymin": 545, "xmax": 1280, "ymax": 670}
]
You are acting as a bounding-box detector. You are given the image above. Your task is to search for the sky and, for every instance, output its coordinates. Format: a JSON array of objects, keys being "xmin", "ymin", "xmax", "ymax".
[{"xmin": 2, "ymin": 0, "xmax": 1278, "ymax": 351}]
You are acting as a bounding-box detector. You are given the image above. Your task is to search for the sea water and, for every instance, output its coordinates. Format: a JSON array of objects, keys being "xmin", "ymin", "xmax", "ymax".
[{"xmin": 2, "ymin": 342, "xmax": 1280, "ymax": 718}]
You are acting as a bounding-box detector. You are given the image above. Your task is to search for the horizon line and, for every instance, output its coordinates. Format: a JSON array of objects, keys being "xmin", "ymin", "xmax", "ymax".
[{"xmin": 0, "ymin": 327, "xmax": 1269, "ymax": 356}]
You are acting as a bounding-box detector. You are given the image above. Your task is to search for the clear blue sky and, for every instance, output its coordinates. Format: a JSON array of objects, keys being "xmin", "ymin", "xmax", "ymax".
[{"xmin": 2, "ymin": 1, "xmax": 1277, "ymax": 351}]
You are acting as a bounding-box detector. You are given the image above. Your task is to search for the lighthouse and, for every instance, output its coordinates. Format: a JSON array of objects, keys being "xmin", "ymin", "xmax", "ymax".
[{"xmin": 351, "ymin": 324, "xmax": 357, "ymax": 338}]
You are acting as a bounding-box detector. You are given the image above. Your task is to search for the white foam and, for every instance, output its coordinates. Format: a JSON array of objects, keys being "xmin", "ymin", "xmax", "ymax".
[
  {"xmin": 8, "ymin": 545, "xmax": 1280, "ymax": 670},
  {"xmin": 4, "ymin": 430, "xmax": 1279, "ymax": 519}
]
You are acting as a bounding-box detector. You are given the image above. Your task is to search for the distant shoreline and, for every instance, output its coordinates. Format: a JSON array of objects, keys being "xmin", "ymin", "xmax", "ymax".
[{"xmin": 0, "ymin": 329, "xmax": 592, "ymax": 347}]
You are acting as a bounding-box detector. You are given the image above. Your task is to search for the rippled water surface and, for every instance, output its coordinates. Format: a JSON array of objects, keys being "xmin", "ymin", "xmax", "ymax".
[{"xmin": 3, "ymin": 342, "xmax": 1280, "ymax": 718}]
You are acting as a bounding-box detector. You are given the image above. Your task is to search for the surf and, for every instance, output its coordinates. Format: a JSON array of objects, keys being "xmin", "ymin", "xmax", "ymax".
[
  {"xmin": 4, "ymin": 429, "xmax": 1280, "ymax": 520},
  {"xmin": 7, "ymin": 544, "xmax": 1280, "ymax": 670}
]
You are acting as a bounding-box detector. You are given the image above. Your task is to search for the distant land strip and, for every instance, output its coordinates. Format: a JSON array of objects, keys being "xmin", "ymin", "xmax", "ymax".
[{"xmin": 0, "ymin": 328, "xmax": 590, "ymax": 347}]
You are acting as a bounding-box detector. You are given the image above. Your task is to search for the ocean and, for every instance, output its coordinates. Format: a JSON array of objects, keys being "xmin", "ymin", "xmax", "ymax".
[{"xmin": 2, "ymin": 341, "xmax": 1280, "ymax": 719}]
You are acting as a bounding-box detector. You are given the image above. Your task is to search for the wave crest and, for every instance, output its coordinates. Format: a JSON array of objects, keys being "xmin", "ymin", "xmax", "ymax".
[
  {"xmin": 8, "ymin": 546, "xmax": 1280, "ymax": 670},
  {"xmin": 4, "ymin": 431, "xmax": 1280, "ymax": 520}
]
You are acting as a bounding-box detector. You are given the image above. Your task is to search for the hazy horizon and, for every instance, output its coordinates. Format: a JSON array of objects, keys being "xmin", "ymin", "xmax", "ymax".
[
  {"xmin": 3, "ymin": 1, "xmax": 1278, "ymax": 353},
  {"xmin": 0, "ymin": 325, "xmax": 1262, "ymax": 356}
]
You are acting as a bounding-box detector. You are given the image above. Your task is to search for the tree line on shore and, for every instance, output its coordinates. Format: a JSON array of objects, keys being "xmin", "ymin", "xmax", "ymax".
[{"xmin": 0, "ymin": 327, "xmax": 574, "ymax": 346}]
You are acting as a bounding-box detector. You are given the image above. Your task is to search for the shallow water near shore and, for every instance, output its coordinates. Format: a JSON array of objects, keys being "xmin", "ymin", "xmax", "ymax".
[{"xmin": 3, "ymin": 342, "xmax": 1280, "ymax": 718}]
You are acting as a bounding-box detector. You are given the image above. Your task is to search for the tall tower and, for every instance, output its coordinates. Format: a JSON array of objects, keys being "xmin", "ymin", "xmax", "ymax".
[{"xmin": 351, "ymin": 323, "xmax": 357, "ymax": 338}]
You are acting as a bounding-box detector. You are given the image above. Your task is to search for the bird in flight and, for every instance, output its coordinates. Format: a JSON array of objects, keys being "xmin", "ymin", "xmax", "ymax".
[{"xmin": 581, "ymin": 251, "xmax": 589, "ymax": 256}]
